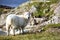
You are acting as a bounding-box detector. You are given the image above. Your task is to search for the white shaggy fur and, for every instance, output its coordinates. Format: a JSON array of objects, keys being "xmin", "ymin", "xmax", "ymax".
[{"xmin": 6, "ymin": 12, "xmax": 30, "ymax": 36}]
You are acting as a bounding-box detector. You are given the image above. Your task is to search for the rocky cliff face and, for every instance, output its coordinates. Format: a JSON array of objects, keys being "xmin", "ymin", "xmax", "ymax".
[
  {"xmin": 40, "ymin": 2, "xmax": 60, "ymax": 26},
  {"xmin": 0, "ymin": 0, "xmax": 60, "ymax": 28},
  {"xmin": 0, "ymin": 0, "xmax": 60, "ymax": 35},
  {"xmin": 0, "ymin": 5, "xmax": 14, "ymax": 25}
]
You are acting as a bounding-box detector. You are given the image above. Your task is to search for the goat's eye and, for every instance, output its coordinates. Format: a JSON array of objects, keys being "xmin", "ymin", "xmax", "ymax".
[{"xmin": 28, "ymin": 17, "xmax": 30, "ymax": 19}]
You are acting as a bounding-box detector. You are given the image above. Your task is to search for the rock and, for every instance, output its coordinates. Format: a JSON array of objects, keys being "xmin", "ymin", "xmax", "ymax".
[
  {"xmin": 54, "ymin": 5, "xmax": 60, "ymax": 16},
  {"xmin": 0, "ymin": 28, "xmax": 7, "ymax": 35}
]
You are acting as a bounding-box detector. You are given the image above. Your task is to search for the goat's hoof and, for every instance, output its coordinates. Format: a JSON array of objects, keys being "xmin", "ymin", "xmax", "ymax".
[{"xmin": 12, "ymin": 34, "xmax": 15, "ymax": 36}]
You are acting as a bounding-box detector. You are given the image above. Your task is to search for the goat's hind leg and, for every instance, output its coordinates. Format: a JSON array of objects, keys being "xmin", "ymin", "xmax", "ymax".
[
  {"xmin": 6, "ymin": 24, "xmax": 10, "ymax": 36},
  {"xmin": 13, "ymin": 28, "xmax": 15, "ymax": 36},
  {"xmin": 12, "ymin": 26, "xmax": 15, "ymax": 36},
  {"xmin": 19, "ymin": 27, "xmax": 22, "ymax": 35}
]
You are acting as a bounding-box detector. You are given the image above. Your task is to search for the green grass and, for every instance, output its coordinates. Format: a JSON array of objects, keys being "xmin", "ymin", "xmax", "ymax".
[
  {"xmin": 0, "ymin": 0, "xmax": 60, "ymax": 40},
  {"xmin": 43, "ymin": 24, "xmax": 60, "ymax": 31},
  {"xmin": 0, "ymin": 24, "xmax": 60, "ymax": 40},
  {"xmin": 0, "ymin": 30, "xmax": 60, "ymax": 40}
]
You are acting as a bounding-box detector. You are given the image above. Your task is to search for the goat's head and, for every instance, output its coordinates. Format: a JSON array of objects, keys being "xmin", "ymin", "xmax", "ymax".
[{"xmin": 23, "ymin": 12, "xmax": 31, "ymax": 19}]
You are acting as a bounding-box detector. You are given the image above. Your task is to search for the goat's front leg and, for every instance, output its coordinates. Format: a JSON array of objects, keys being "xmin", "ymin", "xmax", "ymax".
[
  {"xmin": 22, "ymin": 28, "xmax": 24, "ymax": 34},
  {"xmin": 19, "ymin": 28, "xmax": 24, "ymax": 34},
  {"xmin": 19, "ymin": 27, "xmax": 21, "ymax": 34}
]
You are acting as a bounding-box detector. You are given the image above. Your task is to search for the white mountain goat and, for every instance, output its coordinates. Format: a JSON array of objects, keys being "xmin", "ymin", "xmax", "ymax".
[
  {"xmin": 6, "ymin": 12, "xmax": 31, "ymax": 36},
  {"xmin": 6, "ymin": 5, "xmax": 36, "ymax": 36}
]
